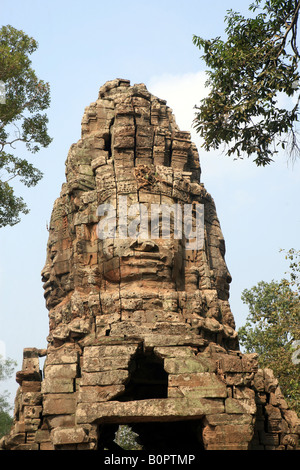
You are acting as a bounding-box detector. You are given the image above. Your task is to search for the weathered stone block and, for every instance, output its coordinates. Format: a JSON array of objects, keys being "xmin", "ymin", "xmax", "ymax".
[
  {"xmin": 253, "ymin": 369, "xmax": 265, "ymax": 392},
  {"xmin": 143, "ymin": 334, "xmax": 206, "ymax": 349},
  {"xmin": 241, "ymin": 353, "xmax": 258, "ymax": 372},
  {"xmin": 268, "ymin": 419, "xmax": 282, "ymax": 433},
  {"xmin": 204, "ymin": 413, "xmax": 253, "ymax": 426},
  {"xmin": 154, "ymin": 346, "xmax": 196, "ymax": 358},
  {"xmin": 164, "ymin": 357, "xmax": 212, "ymax": 374},
  {"xmin": 24, "ymin": 406, "xmax": 42, "ymax": 419},
  {"xmin": 264, "ymin": 368, "xmax": 279, "ymax": 393},
  {"xmin": 203, "ymin": 423, "xmax": 254, "ymax": 448},
  {"xmin": 282, "ymin": 409, "xmax": 300, "ymax": 433},
  {"xmin": 81, "ymin": 369, "xmax": 129, "ymax": 386},
  {"xmin": 39, "ymin": 442, "xmax": 55, "ymax": 450},
  {"xmin": 168, "ymin": 372, "xmax": 227, "ymax": 398},
  {"xmin": 269, "ymin": 388, "xmax": 289, "ymax": 409},
  {"xmin": 204, "ymin": 443, "xmax": 249, "ymax": 450},
  {"xmin": 44, "ymin": 364, "xmax": 78, "ymax": 379},
  {"xmin": 259, "ymin": 431, "xmax": 279, "ymax": 446},
  {"xmin": 78, "ymin": 385, "xmax": 125, "ymax": 402},
  {"xmin": 221, "ymin": 372, "xmax": 245, "ymax": 387},
  {"xmin": 233, "ymin": 387, "xmax": 256, "ymax": 400},
  {"xmin": 82, "ymin": 356, "xmax": 130, "ymax": 372},
  {"xmin": 16, "ymin": 368, "xmax": 42, "ymax": 385},
  {"xmin": 43, "ymin": 394, "xmax": 76, "ymax": 415},
  {"xmin": 24, "ymin": 418, "xmax": 40, "ymax": 432},
  {"xmin": 21, "ymin": 381, "xmax": 41, "ymax": 392},
  {"xmin": 46, "ymin": 349, "xmax": 78, "ymax": 367},
  {"xmin": 46, "ymin": 415, "xmax": 76, "ymax": 429},
  {"xmin": 14, "ymin": 443, "xmax": 39, "ymax": 450},
  {"xmin": 91, "ymin": 153, "xmax": 108, "ymax": 171},
  {"xmin": 265, "ymin": 404, "xmax": 282, "ymax": 420},
  {"xmin": 13, "ymin": 421, "xmax": 26, "ymax": 434},
  {"xmin": 23, "ymin": 392, "xmax": 42, "ymax": 405},
  {"xmin": 218, "ymin": 355, "xmax": 243, "ymax": 373},
  {"xmin": 52, "ymin": 427, "xmax": 89, "ymax": 446},
  {"xmin": 34, "ymin": 429, "xmax": 51, "ymax": 443},
  {"xmin": 225, "ymin": 397, "xmax": 256, "ymax": 415},
  {"xmin": 83, "ymin": 344, "xmax": 138, "ymax": 358},
  {"xmin": 41, "ymin": 378, "xmax": 74, "ymax": 394}
]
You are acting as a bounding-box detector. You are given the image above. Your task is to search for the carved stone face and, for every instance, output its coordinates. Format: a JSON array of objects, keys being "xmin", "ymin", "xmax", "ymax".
[
  {"xmin": 98, "ymin": 193, "xmax": 185, "ymax": 288},
  {"xmin": 41, "ymin": 79, "xmax": 236, "ymax": 346},
  {"xmin": 102, "ymin": 236, "xmax": 184, "ymax": 285},
  {"xmin": 41, "ymin": 229, "xmax": 74, "ymax": 310}
]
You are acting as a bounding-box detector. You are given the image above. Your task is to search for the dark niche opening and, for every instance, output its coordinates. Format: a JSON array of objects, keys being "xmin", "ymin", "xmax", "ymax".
[
  {"xmin": 131, "ymin": 421, "xmax": 204, "ymax": 450},
  {"xmin": 117, "ymin": 350, "xmax": 168, "ymax": 401},
  {"xmin": 103, "ymin": 118, "xmax": 113, "ymax": 159},
  {"xmin": 97, "ymin": 420, "xmax": 204, "ymax": 451}
]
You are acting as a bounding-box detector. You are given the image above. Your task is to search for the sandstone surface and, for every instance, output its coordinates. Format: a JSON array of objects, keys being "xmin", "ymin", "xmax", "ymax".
[{"xmin": 1, "ymin": 79, "xmax": 299, "ymax": 451}]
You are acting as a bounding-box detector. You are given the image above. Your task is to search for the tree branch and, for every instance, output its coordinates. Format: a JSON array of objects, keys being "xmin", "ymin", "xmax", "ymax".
[{"xmin": 276, "ymin": 0, "xmax": 300, "ymax": 59}]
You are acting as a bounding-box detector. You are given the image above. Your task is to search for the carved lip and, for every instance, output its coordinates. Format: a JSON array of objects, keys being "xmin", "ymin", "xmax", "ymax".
[
  {"xmin": 43, "ymin": 280, "xmax": 55, "ymax": 298},
  {"xmin": 122, "ymin": 251, "xmax": 163, "ymax": 259},
  {"xmin": 121, "ymin": 251, "xmax": 168, "ymax": 265}
]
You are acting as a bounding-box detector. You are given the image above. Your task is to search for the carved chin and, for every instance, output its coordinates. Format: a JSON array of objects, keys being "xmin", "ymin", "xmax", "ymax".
[
  {"xmin": 215, "ymin": 277, "xmax": 230, "ymax": 300},
  {"xmin": 44, "ymin": 286, "xmax": 64, "ymax": 309}
]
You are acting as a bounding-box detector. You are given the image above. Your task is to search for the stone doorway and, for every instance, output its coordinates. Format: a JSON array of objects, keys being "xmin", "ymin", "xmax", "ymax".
[{"xmin": 97, "ymin": 420, "xmax": 204, "ymax": 451}]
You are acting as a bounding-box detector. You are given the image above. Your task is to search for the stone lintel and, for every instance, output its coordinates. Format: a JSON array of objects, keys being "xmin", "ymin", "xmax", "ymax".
[{"xmin": 76, "ymin": 397, "xmax": 224, "ymax": 424}]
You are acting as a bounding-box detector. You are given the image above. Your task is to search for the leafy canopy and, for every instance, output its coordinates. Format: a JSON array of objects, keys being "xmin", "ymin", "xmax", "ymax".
[
  {"xmin": 193, "ymin": 0, "xmax": 300, "ymax": 166},
  {"xmin": 238, "ymin": 249, "xmax": 300, "ymax": 413},
  {"xmin": 0, "ymin": 25, "xmax": 52, "ymax": 227},
  {"xmin": 0, "ymin": 355, "xmax": 17, "ymax": 438}
]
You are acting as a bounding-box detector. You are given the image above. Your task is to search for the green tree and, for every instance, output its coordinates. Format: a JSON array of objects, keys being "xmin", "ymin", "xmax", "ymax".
[
  {"xmin": 238, "ymin": 249, "xmax": 300, "ymax": 413},
  {"xmin": 114, "ymin": 425, "xmax": 142, "ymax": 450},
  {"xmin": 0, "ymin": 25, "xmax": 52, "ymax": 227},
  {"xmin": 193, "ymin": 0, "xmax": 300, "ymax": 166},
  {"xmin": 0, "ymin": 355, "xmax": 17, "ymax": 438}
]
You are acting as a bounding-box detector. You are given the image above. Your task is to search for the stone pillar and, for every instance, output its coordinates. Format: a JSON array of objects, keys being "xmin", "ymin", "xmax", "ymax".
[
  {"xmin": 41, "ymin": 343, "xmax": 94, "ymax": 450},
  {"xmin": 1, "ymin": 348, "xmax": 45, "ymax": 450}
]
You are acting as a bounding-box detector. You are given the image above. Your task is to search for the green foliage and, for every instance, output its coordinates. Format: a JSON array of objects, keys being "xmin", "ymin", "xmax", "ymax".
[
  {"xmin": 0, "ymin": 355, "xmax": 16, "ymax": 381},
  {"xmin": 114, "ymin": 425, "xmax": 142, "ymax": 450},
  {"xmin": 193, "ymin": 0, "xmax": 300, "ymax": 166},
  {"xmin": 0, "ymin": 355, "xmax": 17, "ymax": 438},
  {"xmin": 238, "ymin": 250, "xmax": 300, "ymax": 413},
  {"xmin": 0, "ymin": 407, "xmax": 13, "ymax": 438},
  {"xmin": 0, "ymin": 25, "xmax": 52, "ymax": 227}
]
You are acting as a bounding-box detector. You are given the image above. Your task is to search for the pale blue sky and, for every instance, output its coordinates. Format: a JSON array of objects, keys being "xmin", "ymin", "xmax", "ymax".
[{"xmin": 1, "ymin": 0, "xmax": 300, "ymax": 404}]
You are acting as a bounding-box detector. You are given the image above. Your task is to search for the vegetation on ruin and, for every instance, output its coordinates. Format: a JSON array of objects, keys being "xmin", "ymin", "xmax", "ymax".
[
  {"xmin": 239, "ymin": 249, "xmax": 300, "ymax": 414},
  {"xmin": 0, "ymin": 355, "xmax": 16, "ymax": 438},
  {"xmin": 193, "ymin": 0, "xmax": 300, "ymax": 166},
  {"xmin": 114, "ymin": 425, "xmax": 142, "ymax": 450},
  {"xmin": 0, "ymin": 25, "xmax": 51, "ymax": 227}
]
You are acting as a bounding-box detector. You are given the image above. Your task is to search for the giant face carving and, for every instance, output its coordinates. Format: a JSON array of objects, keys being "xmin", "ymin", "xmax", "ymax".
[{"xmin": 41, "ymin": 79, "xmax": 237, "ymax": 348}]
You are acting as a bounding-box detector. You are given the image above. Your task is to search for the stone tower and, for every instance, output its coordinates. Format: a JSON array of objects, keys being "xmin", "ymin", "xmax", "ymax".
[{"xmin": 1, "ymin": 79, "xmax": 299, "ymax": 450}]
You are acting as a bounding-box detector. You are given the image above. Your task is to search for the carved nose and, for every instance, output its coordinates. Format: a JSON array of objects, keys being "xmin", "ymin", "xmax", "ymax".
[
  {"xmin": 41, "ymin": 265, "xmax": 50, "ymax": 282},
  {"xmin": 129, "ymin": 239, "xmax": 159, "ymax": 252}
]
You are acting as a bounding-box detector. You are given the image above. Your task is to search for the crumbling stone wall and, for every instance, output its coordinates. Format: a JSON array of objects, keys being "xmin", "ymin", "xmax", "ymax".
[
  {"xmin": 1, "ymin": 79, "xmax": 299, "ymax": 450},
  {"xmin": 3, "ymin": 343, "xmax": 298, "ymax": 450}
]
